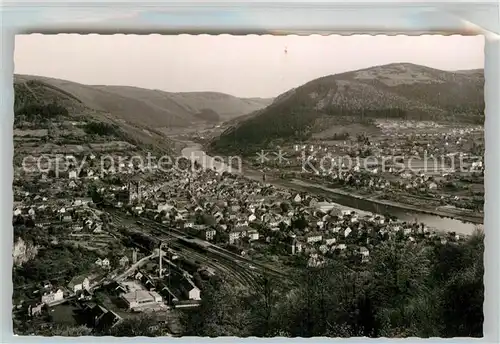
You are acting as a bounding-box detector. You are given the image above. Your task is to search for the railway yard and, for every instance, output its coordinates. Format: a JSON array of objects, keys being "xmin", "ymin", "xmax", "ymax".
[{"xmin": 107, "ymin": 210, "xmax": 294, "ymax": 290}]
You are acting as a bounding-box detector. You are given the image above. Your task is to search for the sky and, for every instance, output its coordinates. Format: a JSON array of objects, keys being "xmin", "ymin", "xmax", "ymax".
[{"xmin": 14, "ymin": 34, "xmax": 484, "ymax": 98}]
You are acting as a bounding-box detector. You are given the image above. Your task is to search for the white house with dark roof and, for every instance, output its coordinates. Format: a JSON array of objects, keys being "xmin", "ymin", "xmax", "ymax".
[
  {"xmin": 306, "ymin": 232, "xmax": 323, "ymax": 244},
  {"xmin": 41, "ymin": 289, "xmax": 64, "ymax": 306},
  {"xmin": 68, "ymin": 275, "xmax": 90, "ymax": 293},
  {"xmin": 293, "ymin": 194, "xmax": 302, "ymax": 203},
  {"xmin": 229, "ymin": 226, "xmax": 249, "ymax": 244},
  {"xmin": 179, "ymin": 278, "xmax": 201, "ymax": 301},
  {"xmin": 344, "ymin": 227, "xmax": 352, "ymax": 237},
  {"xmin": 290, "ymin": 237, "xmax": 303, "ymax": 255},
  {"xmin": 359, "ymin": 247, "xmax": 370, "ymax": 263},
  {"xmin": 204, "ymin": 228, "xmax": 216, "ymax": 241},
  {"xmin": 247, "ymin": 229, "xmax": 259, "ymax": 241}
]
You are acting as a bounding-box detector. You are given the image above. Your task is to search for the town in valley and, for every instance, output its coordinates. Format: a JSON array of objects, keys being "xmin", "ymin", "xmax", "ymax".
[{"xmin": 12, "ymin": 35, "xmax": 485, "ymax": 337}]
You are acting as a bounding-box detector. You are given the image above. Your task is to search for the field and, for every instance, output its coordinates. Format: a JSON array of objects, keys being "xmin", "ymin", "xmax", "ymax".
[{"xmin": 49, "ymin": 303, "xmax": 80, "ymax": 326}]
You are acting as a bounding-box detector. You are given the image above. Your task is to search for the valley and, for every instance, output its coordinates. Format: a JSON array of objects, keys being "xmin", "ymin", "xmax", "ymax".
[{"xmin": 12, "ymin": 62, "xmax": 484, "ymax": 338}]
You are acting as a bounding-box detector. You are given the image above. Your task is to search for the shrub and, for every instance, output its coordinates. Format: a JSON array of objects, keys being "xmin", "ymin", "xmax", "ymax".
[
  {"xmin": 83, "ymin": 122, "xmax": 121, "ymax": 136},
  {"xmin": 14, "ymin": 102, "xmax": 69, "ymax": 125}
]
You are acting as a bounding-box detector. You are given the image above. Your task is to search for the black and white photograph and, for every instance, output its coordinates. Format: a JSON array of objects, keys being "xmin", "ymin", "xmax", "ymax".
[{"xmin": 12, "ymin": 34, "xmax": 484, "ymax": 337}]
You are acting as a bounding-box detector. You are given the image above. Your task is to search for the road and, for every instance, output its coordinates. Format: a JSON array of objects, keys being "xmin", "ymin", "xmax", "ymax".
[{"xmin": 114, "ymin": 252, "xmax": 157, "ymax": 282}]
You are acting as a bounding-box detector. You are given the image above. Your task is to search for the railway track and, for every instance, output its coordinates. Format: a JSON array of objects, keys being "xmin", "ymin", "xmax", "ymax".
[
  {"xmin": 166, "ymin": 239, "xmax": 258, "ymax": 288},
  {"xmin": 108, "ymin": 212, "xmax": 260, "ymax": 288},
  {"xmin": 145, "ymin": 227, "xmax": 260, "ymax": 289},
  {"xmin": 137, "ymin": 217, "xmax": 293, "ymax": 281}
]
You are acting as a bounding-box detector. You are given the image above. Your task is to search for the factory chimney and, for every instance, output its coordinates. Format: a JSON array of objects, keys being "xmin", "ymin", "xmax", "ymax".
[
  {"xmin": 132, "ymin": 248, "xmax": 137, "ymax": 264},
  {"xmin": 159, "ymin": 241, "xmax": 163, "ymax": 278}
]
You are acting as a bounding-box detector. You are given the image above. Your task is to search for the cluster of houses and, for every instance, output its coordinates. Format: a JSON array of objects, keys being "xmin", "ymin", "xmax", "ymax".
[
  {"xmin": 13, "ymin": 126, "xmax": 477, "ymax": 334},
  {"xmin": 274, "ymin": 131, "xmax": 483, "ymax": 211},
  {"xmin": 27, "ymin": 274, "xmax": 95, "ymax": 318},
  {"xmin": 26, "ymin": 246, "xmax": 204, "ymax": 324},
  {"xmin": 29, "ymin": 298, "xmax": 123, "ymax": 334},
  {"xmin": 81, "ymin": 165, "xmax": 459, "ymax": 269},
  {"xmin": 12, "ymin": 191, "xmax": 105, "ymax": 232},
  {"xmin": 304, "ymin": 168, "xmax": 440, "ymax": 193},
  {"xmin": 255, "ymin": 123, "xmax": 483, "ymax": 187}
]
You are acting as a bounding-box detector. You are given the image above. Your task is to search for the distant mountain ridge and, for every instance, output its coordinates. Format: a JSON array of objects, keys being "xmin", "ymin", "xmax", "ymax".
[
  {"xmin": 13, "ymin": 76, "xmax": 179, "ymax": 155},
  {"xmin": 211, "ymin": 63, "xmax": 484, "ymax": 155},
  {"xmin": 14, "ymin": 74, "xmax": 273, "ymax": 128}
]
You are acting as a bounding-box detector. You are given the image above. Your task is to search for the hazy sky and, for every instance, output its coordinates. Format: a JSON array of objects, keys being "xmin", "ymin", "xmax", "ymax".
[{"xmin": 14, "ymin": 34, "xmax": 484, "ymax": 98}]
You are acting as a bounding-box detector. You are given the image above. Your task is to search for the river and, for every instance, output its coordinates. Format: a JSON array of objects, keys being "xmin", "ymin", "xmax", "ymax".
[
  {"xmin": 181, "ymin": 144, "xmax": 481, "ymax": 235},
  {"xmin": 181, "ymin": 144, "xmax": 234, "ymax": 174}
]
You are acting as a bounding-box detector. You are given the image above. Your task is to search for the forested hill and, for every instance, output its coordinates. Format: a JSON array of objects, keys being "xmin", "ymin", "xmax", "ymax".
[
  {"xmin": 14, "ymin": 74, "xmax": 273, "ymax": 128},
  {"xmin": 210, "ymin": 63, "xmax": 484, "ymax": 155}
]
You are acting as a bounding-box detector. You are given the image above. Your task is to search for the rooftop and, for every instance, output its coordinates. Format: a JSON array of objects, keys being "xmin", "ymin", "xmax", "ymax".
[
  {"xmin": 122, "ymin": 290, "xmax": 157, "ymax": 303},
  {"xmin": 68, "ymin": 275, "xmax": 88, "ymax": 287}
]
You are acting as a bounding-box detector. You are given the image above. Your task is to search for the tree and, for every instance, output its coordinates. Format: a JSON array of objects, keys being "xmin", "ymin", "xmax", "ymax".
[
  {"xmin": 274, "ymin": 261, "xmax": 375, "ymax": 337},
  {"xmin": 13, "ymin": 215, "xmax": 25, "ymax": 226},
  {"xmin": 214, "ymin": 231, "xmax": 229, "ymax": 245},
  {"xmin": 30, "ymin": 324, "xmax": 92, "ymax": 337},
  {"xmin": 280, "ymin": 202, "xmax": 290, "ymax": 213},
  {"xmin": 360, "ymin": 240, "xmax": 439, "ymax": 337},
  {"xmin": 88, "ymin": 184, "xmax": 103, "ymax": 204},
  {"xmin": 101, "ymin": 315, "xmax": 169, "ymax": 337},
  {"xmin": 177, "ymin": 229, "xmax": 484, "ymax": 338},
  {"xmin": 25, "ymin": 217, "xmax": 35, "ymax": 228},
  {"xmin": 439, "ymin": 229, "xmax": 484, "ymax": 337},
  {"xmin": 182, "ymin": 277, "xmax": 252, "ymax": 336},
  {"xmin": 291, "ymin": 216, "xmax": 308, "ymax": 230},
  {"xmin": 245, "ymin": 276, "xmax": 280, "ymax": 336},
  {"xmin": 196, "ymin": 213, "xmax": 216, "ymax": 226}
]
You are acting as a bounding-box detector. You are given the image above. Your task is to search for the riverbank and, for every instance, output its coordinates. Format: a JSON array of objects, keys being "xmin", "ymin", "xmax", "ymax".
[
  {"xmin": 285, "ymin": 179, "xmax": 483, "ymax": 225},
  {"xmin": 233, "ymin": 159, "xmax": 482, "ymax": 225},
  {"xmin": 183, "ymin": 144, "xmax": 481, "ymax": 234}
]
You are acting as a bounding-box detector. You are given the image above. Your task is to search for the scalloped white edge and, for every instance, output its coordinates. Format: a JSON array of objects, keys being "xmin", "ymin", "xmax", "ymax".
[{"xmin": 1, "ymin": 2, "xmax": 499, "ymax": 343}]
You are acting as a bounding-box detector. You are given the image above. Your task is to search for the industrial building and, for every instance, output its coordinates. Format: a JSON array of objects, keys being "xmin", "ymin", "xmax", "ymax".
[{"xmin": 121, "ymin": 290, "xmax": 163, "ymax": 310}]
